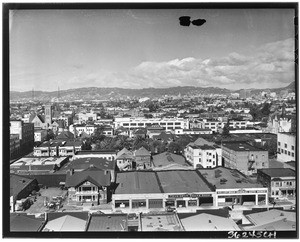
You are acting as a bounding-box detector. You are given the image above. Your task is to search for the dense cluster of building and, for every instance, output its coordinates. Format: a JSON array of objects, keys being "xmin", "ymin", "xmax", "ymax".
[{"xmin": 8, "ymin": 89, "xmax": 296, "ymax": 233}]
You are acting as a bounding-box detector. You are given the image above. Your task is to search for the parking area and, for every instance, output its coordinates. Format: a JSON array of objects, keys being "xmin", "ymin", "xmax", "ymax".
[{"xmin": 25, "ymin": 187, "xmax": 68, "ymax": 214}]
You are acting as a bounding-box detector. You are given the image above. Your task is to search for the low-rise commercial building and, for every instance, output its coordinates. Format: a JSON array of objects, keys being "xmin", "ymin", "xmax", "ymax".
[
  {"xmin": 10, "ymin": 174, "xmax": 39, "ymax": 212},
  {"xmin": 257, "ymin": 168, "xmax": 296, "ymax": 199},
  {"xmin": 112, "ymin": 170, "xmax": 215, "ymax": 213},
  {"xmin": 199, "ymin": 167, "xmax": 268, "ymax": 207},
  {"xmin": 10, "ymin": 156, "xmax": 70, "ymax": 174}
]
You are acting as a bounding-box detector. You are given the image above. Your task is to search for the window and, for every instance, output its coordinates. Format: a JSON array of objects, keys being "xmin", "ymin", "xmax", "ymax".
[
  {"xmin": 115, "ymin": 200, "xmax": 130, "ymax": 208},
  {"xmin": 281, "ymin": 149, "xmax": 284, "ymax": 153},
  {"xmin": 175, "ymin": 122, "xmax": 181, "ymax": 125},
  {"xmin": 138, "ymin": 123, "xmax": 144, "ymax": 126},
  {"xmin": 132, "ymin": 199, "xmax": 146, "ymax": 208},
  {"xmin": 292, "ymin": 152, "xmax": 294, "ymax": 157},
  {"xmin": 262, "ymin": 162, "xmax": 265, "ymax": 167},
  {"xmin": 292, "ymin": 145, "xmax": 295, "ymax": 150},
  {"xmin": 176, "ymin": 200, "xmax": 186, "ymax": 208},
  {"xmin": 148, "ymin": 199, "xmax": 163, "ymax": 208},
  {"xmin": 188, "ymin": 200, "xmax": 197, "ymax": 206},
  {"xmin": 123, "ymin": 123, "xmax": 129, "ymax": 126},
  {"xmin": 285, "ymin": 150, "xmax": 287, "ymax": 154},
  {"xmin": 288, "ymin": 151, "xmax": 290, "ymax": 156},
  {"xmin": 278, "ymin": 142, "xmax": 281, "ymax": 146},
  {"xmin": 165, "ymin": 200, "xmax": 175, "ymax": 207},
  {"xmin": 284, "ymin": 143, "xmax": 287, "ymax": 148}
]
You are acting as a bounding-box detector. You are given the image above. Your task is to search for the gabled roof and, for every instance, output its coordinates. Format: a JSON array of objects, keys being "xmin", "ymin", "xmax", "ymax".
[
  {"xmin": 10, "ymin": 214, "xmax": 45, "ymax": 232},
  {"xmin": 43, "ymin": 215, "xmax": 87, "ymax": 231},
  {"xmin": 29, "ymin": 113, "xmax": 45, "ymax": 123},
  {"xmin": 10, "ymin": 174, "xmax": 36, "ymax": 198},
  {"xmin": 152, "ymin": 163, "xmax": 194, "ymax": 171},
  {"xmin": 133, "ymin": 128, "xmax": 147, "ymax": 135},
  {"xmin": 65, "ymin": 167, "xmax": 111, "ymax": 187},
  {"xmin": 56, "ymin": 131, "xmax": 75, "ymax": 140},
  {"xmin": 80, "ymin": 131, "xmax": 91, "ymax": 139},
  {"xmin": 188, "ymin": 137, "xmax": 215, "ymax": 147},
  {"xmin": 116, "ymin": 148, "xmax": 133, "ymax": 159},
  {"xmin": 134, "ymin": 146, "xmax": 151, "ymax": 156},
  {"xmin": 152, "ymin": 132, "xmax": 174, "ymax": 142}
]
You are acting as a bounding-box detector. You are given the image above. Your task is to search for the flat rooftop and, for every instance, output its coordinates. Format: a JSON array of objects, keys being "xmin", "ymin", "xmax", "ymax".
[
  {"xmin": 87, "ymin": 214, "xmax": 128, "ymax": 231},
  {"xmin": 222, "ymin": 142, "xmax": 266, "ymax": 152},
  {"xmin": 152, "ymin": 152, "xmax": 188, "ymax": 167},
  {"xmin": 199, "ymin": 167, "xmax": 263, "ymax": 189},
  {"xmin": 157, "ymin": 170, "xmax": 213, "ymax": 193},
  {"xmin": 258, "ymin": 168, "xmax": 295, "ymax": 178},
  {"xmin": 11, "ymin": 156, "xmax": 68, "ymax": 167},
  {"xmin": 180, "ymin": 213, "xmax": 240, "ymax": 231},
  {"xmin": 75, "ymin": 150, "xmax": 116, "ymax": 155},
  {"xmin": 115, "ymin": 171, "xmax": 162, "ymax": 195},
  {"xmin": 60, "ymin": 157, "xmax": 115, "ymax": 171},
  {"xmin": 141, "ymin": 213, "xmax": 183, "ymax": 231}
]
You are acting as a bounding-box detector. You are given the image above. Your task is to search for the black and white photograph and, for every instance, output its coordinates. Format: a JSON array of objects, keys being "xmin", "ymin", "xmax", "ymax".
[{"xmin": 3, "ymin": 2, "xmax": 298, "ymax": 239}]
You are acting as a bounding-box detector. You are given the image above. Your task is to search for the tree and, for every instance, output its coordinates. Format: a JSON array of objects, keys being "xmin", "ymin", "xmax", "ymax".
[
  {"xmin": 82, "ymin": 138, "xmax": 92, "ymax": 150},
  {"xmin": 222, "ymin": 120, "xmax": 230, "ymax": 137},
  {"xmin": 167, "ymin": 142, "xmax": 182, "ymax": 154},
  {"xmin": 290, "ymin": 115, "xmax": 296, "ymax": 133},
  {"xmin": 46, "ymin": 129, "xmax": 55, "ymax": 140},
  {"xmin": 92, "ymin": 126, "xmax": 106, "ymax": 143},
  {"xmin": 261, "ymin": 102, "xmax": 271, "ymax": 117}
]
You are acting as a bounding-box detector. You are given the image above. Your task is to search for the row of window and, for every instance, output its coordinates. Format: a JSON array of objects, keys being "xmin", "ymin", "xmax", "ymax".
[
  {"xmin": 278, "ymin": 142, "xmax": 295, "ymax": 151},
  {"xmin": 115, "ymin": 198, "xmax": 211, "ymax": 209},
  {"xmin": 272, "ymin": 181, "xmax": 294, "ymax": 187},
  {"xmin": 278, "ymin": 148, "xmax": 295, "ymax": 157},
  {"xmin": 122, "ymin": 122, "xmax": 183, "ymax": 126}
]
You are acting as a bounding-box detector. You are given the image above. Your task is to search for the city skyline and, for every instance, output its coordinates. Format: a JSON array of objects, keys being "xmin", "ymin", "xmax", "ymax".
[{"xmin": 10, "ymin": 9, "xmax": 295, "ymax": 92}]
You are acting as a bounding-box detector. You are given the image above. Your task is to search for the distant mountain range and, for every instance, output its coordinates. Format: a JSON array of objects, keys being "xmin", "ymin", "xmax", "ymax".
[{"xmin": 10, "ymin": 82, "xmax": 295, "ymax": 102}]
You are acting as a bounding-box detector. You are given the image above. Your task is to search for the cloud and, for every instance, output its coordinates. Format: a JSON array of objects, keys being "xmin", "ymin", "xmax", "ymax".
[{"xmin": 106, "ymin": 37, "xmax": 294, "ymax": 89}]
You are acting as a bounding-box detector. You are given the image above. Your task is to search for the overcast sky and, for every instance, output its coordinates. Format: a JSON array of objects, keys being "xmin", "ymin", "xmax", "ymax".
[{"xmin": 9, "ymin": 8, "xmax": 295, "ymax": 92}]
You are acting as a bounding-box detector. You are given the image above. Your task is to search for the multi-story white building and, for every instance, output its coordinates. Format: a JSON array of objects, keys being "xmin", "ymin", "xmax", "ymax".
[
  {"xmin": 185, "ymin": 144, "xmax": 222, "ymax": 169},
  {"xmin": 277, "ymin": 132, "xmax": 296, "ymax": 162},
  {"xmin": 78, "ymin": 111, "xmax": 97, "ymax": 123},
  {"xmin": 197, "ymin": 119, "xmax": 248, "ymax": 133},
  {"xmin": 114, "ymin": 117, "xmax": 189, "ymax": 131},
  {"xmin": 70, "ymin": 124, "xmax": 114, "ymax": 137}
]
